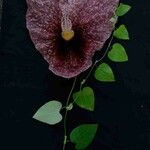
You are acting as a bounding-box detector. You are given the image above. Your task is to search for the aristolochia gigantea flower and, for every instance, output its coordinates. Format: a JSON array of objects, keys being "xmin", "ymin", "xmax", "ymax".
[{"xmin": 26, "ymin": 0, "xmax": 119, "ymax": 78}]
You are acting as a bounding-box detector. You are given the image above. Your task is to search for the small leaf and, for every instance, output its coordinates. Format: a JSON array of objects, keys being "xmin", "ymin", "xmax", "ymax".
[
  {"xmin": 110, "ymin": 16, "xmax": 117, "ymax": 24},
  {"xmin": 116, "ymin": 3, "xmax": 131, "ymax": 17},
  {"xmin": 108, "ymin": 43, "xmax": 128, "ymax": 62},
  {"xmin": 33, "ymin": 100, "xmax": 62, "ymax": 125},
  {"xmin": 66, "ymin": 103, "xmax": 73, "ymax": 111},
  {"xmin": 113, "ymin": 25, "xmax": 129, "ymax": 40},
  {"xmin": 73, "ymin": 87, "xmax": 95, "ymax": 111},
  {"xmin": 70, "ymin": 124, "xmax": 98, "ymax": 150},
  {"xmin": 95, "ymin": 63, "xmax": 115, "ymax": 82}
]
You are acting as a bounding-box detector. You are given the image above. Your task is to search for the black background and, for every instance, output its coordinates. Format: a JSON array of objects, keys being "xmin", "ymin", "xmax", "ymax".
[{"xmin": 0, "ymin": 0, "xmax": 150, "ymax": 150}]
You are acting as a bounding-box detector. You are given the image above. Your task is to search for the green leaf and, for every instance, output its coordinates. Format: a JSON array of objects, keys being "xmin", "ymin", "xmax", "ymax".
[
  {"xmin": 95, "ymin": 63, "xmax": 115, "ymax": 82},
  {"xmin": 66, "ymin": 103, "xmax": 73, "ymax": 111},
  {"xmin": 33, "ymin": 100, "xmax": 62, "ymax": 125},
  {"xmin": 110, "ymin": 16, "xmax": 118, "ymax": 24},
  {"xmin": 113, "ymin": 25, "xmax": 129, "ymax": 40},
  {"xmin": 73, "ymin": 87, "xmax": 95, "ymax": 111},
  {"xmin": 108, "ymin": 43, "xmax": 128, "ymax": 62},
  {"xmin": 70, "ymin": 124, "xmax": 98, "ymax": 150},
  {"xmin": 116, "ymin": 3, "xmax": 131, "ymax": 17}
]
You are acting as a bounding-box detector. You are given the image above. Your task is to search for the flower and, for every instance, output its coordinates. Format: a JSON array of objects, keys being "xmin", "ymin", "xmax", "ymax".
[{"xmin": 26, "ymin": 0, "xmax": 119, "ymax": 78}]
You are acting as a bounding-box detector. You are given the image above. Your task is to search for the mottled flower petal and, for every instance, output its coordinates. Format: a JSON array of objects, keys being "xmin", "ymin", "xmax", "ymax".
[{"xmin": 26, "ymin": 0, "xmax": 119, "ymax": 78}]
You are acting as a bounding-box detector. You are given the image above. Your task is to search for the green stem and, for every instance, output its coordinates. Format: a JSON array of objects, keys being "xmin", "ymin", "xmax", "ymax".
[
  {"xmin": 63, "ymin": 32, "xmax": 114, "ymax": 149},
  {"xmin": 72, "ymin": 34, "xmax": 114, "ymax": 104},
  {"xmin": 63, "ymin": 77, "xmax": 77, "ymax": 150},
  {"xmin": 84, "ymin": 34, "xmax": 114, "ymax": 83}
]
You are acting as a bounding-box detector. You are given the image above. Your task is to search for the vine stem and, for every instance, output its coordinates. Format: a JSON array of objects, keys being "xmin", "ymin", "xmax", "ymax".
[
  {"xmin": 85, "ymin": 33, "xmax": 114, "ymax": 85},
  {"xmin": 72, "ymin": 34, "xmax": 114, "ymax": 104},
  {"xmin": 63, "ymin": 77, "xmax": 77, "ymax": 150},
  {"xmin": 62, "ymin": 32, "xmax": 114, "ymax": 150}
]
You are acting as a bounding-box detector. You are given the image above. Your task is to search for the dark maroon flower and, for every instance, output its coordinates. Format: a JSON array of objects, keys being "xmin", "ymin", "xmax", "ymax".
[{"xmin": 26, "ymin": 0, "xmax": 119, "ymax": 78}]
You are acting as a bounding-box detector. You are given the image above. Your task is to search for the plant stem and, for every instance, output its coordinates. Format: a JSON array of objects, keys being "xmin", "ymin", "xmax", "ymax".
[
  {"xmin": 72, "ymin": 34, "xmax": 114, "ymax": 104},
  {"xmin": 63, "ymin": 33, "xmax": 114, "ymax": 149},
  {"xmin": 63, "ymin": 77, "xmax": 77, "ymax": 150},
  {"xmin": 87, "ymin": 34, "xmax": 114, "ymax": 80}
]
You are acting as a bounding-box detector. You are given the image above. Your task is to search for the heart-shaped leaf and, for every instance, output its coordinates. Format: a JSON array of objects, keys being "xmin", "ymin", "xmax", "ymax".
[
  {"xmin": 33, "ymin": 100, "xmax": 62, "ymax": 125},
  {"xmin": 95, "ymin": 63, "xmax": 115, "ymax": 82},
  {"xmin": 108, "ymin": 43, "xmax": 128, "ymax": 62},
  {"xmin": 113, "ymin": 24, "xmax": 129, "ymax": 40},
  {"xmin": 73, "ymin": 87, "xmax": 95, "ymax": 111},
  {"xmin": 116, "ymin": 3, "xmax": 131, "ymax": 17},
  {"xmin": 70, "ymin": 124, "xmax": 98, "ymax": 150}
]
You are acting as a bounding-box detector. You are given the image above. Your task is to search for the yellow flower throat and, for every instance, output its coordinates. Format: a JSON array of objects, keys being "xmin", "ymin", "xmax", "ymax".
[{"xmin": 61, "ymin": 30, "xmax": 75, "ymax": 41}]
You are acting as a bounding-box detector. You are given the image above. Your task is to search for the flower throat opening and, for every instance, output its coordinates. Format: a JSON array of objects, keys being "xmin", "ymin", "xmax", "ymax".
[{"xmin": 60, "ymin": 0, "xmax": 75, "ymax": 41}]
